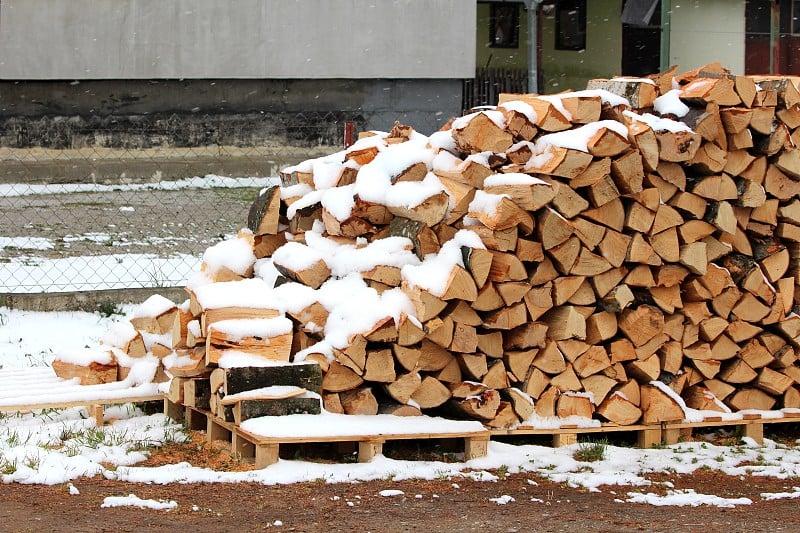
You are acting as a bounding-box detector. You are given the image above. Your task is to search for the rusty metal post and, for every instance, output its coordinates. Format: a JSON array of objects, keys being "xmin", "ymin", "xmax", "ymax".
[{"xmin": 344, "ymin": 121, "xmax": 356, "ymax": 148}]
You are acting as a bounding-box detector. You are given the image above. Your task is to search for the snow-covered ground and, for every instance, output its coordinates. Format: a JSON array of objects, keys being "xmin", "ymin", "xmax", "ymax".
[{"xmin": 1, "ymin": 307, "xmax": 800, "ymax": 509}]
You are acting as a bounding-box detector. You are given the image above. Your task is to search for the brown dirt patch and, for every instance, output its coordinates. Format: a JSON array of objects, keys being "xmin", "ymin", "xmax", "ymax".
[
  {"xmin": 0, "ymin": 469, "xmax": 798, "ymax": 533},
  {"xmin": 134, "ymin": 431, "xmax": 257, "ymax": 472}
]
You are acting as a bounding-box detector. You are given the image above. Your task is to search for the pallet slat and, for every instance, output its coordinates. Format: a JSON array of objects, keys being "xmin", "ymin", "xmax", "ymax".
[{"xmin": 174, "ymin": 403, "xmax": 490, "ymax": 467}]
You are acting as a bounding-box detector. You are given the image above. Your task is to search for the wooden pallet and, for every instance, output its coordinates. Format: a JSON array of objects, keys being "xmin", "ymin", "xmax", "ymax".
[
  {"xmin": 163, "ymin": 398, "xmax": 800, "ymax": 468},
  {"xmin": 494, "ymin": 413, "xmax": 800, "ymax": 448},
  {"xmin": 661, "ymin": 411, "xmax": 800, "ymax": 445},
  {"xmin": 0, "ymin": 367, "xmax": 163, "ymax": 425},
  {"xmin": 166, "ymin": 401, "xmax": 491, "ymax": 468},
  {"xmin": 0, "ymin": 394, "xmax": 164, "ymax": 426},
  {"xmin": 493, "ymin": 423, "xmax": 663, "ymax": 448}
]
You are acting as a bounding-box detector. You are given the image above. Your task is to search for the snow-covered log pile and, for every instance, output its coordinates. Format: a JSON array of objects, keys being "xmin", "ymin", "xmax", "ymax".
[{"xmin": 56, "ymin": 62, "xmax": 800, "ymax": 429}]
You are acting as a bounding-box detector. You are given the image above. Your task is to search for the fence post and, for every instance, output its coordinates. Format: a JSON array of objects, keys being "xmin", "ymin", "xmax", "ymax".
[{"xmin": 344, "ymin": 121, "xmax": 356, "ymax": 148}]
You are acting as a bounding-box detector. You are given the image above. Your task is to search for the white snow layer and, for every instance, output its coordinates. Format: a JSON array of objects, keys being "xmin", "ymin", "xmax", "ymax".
[{"xmin": 101, "ymin": 494, "xmax": 178, "ymax": 510}]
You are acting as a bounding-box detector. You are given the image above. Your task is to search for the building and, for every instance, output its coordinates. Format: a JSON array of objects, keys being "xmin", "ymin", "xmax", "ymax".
[
  {"xmin": 0, "ymin": 0, "xmax": 474, "ymax": 159},
  {"xmin": 1, "ymin": 0, "xmax": 796, "ymax": 160},
  {"xmin": 470, "ymin": 0, "xmax": 794, "ymax": 108}
]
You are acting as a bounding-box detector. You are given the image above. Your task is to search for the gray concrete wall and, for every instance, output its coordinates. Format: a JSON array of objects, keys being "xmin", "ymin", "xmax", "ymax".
[
  {"xmin": 0, "ymin": 0, "xmax": 476, "ymax": 80},
  {"xmin": 0, "ymin": 78, "xmax": 463, "ymax": 144},
  {"xmin": 0, "ymin": 78, "xmax": 464, "ymax": 129},
  {"xmin": 0, "ymin": 287, "xmax": 188, "ymax": 312},
  {"xmin": 0, "ymin": 78, "xmax": 464, "ymax": 182}
]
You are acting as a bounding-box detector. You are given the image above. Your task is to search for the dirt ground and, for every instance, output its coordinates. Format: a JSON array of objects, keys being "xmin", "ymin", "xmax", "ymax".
[
  {"xmin": 0, "ymin": 186, "xmax": 258, "ymax": 259},
  {"xmin": 1, "ymin": 430, "xmax": 798, "ymax": 533},
  {"xmin": 1, "ymin": 469, "xmax": 798, "ymax": 532}
]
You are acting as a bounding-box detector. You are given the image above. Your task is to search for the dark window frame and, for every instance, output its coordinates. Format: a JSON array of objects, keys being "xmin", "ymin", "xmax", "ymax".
[
  {"xmin": 793, "ymin": 0, "xmax": 800, "ymax": 34},
  {"xmin": 555, "ymin": 0, "xmax": 587, "ymax": 51},
  {"xmin": 489, "ymin": 4, "xmax": 520, "ymax": 48}
]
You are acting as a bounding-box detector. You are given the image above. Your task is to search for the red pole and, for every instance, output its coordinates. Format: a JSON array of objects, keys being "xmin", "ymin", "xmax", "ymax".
[{"xmin": 344, "ymin": 121, "xmax": 356, "ymax": 148}]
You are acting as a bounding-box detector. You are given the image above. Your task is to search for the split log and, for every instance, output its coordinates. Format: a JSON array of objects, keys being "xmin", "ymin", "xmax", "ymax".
[
  {"xmin": 640, "ymin": 384, "xmax": 685, "ymax": 423},
  {"xmin": 448, "ymin": 388, "xmax": 501, "ymax": 420},
  {"xmin": 556, "ymin": 393, "xmax": 594, "ymax": 419},
  {"xmin": 453, "ymin": 112, "xmax": 514, "ymax": 153},
  {"xmin": 384, "ymin": 372, "xmax": 422, "ymax": 404},
  {"xmin": 340, "ymin": 387, "xmax": 379, "ymax": 415},
  {"xmin": 586, "ymin": 78, "xmax": 657, "ymax": 108},
  {"xmin": 52, "ymin": 358, "xmax": 118, "ymax": 386},
  {"xmin": 596, "ymin": 392, "xmax": 643, "ymax": 425}
]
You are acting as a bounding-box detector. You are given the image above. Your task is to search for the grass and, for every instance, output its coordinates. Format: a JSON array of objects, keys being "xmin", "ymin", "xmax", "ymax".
[
  {"xmin": 0, "ymin": 456, "xmax": 17, "ymax": 475},
  {"xmin": 95, "ymin": 299, "xmax": 123, "ymax": 317},
  {"xmin": 23, "ymin": 453, "xmax": 40, "ymax": 470},
  {"xmin": 146, "ymin": 264, "xmax": 170, "ymax": 287},
  {"xmin": 573, "ymin": 439, "xmax": 608, "ymax": 463},
  {"xmin": 214, "ymin": 186, "xmax": 264, "ymax": 203}
]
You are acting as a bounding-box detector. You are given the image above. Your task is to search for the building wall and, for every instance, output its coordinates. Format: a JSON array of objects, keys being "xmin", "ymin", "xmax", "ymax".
[
  {"xmin": 540, "ymin": 1, "xmax": 623, "ymax": 93},
  {"xmin": 475, "ymin": 3, "xmax": 530, "ymax": 69},
  {"xmin": 0, "ymin": 78, "xmax": 464, "ymax": 149},
  {"xmin": 0, "ymin": 0, "xmax": 475, "ymax": 80},
  {"xmin": 669, "ymin": 0, "xmax": 746, "ymax": 74},
  {"xmin": 0, "ymin": 1, "xmax": 471, "ymax": 153}
]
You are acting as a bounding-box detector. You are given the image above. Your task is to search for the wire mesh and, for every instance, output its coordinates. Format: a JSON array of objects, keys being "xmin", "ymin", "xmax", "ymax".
[{"xmin": 0, "ymin": 111, "xmax": 364, "ymax": 294}]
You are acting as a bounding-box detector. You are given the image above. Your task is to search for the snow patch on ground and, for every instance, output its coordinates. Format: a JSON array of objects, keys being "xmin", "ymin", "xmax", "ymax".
[
  {"xmin": 101, "ymin": 494, "xmax": 178, "ymax": 510},
  {"xmin": 624, "ymin": 489, "xmax": 752, "ymax": 508}
]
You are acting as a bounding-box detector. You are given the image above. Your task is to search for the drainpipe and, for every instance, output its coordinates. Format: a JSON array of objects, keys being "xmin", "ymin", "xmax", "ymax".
[
  {"xmin": 770, "ymin": 0, "xmax": 780, "ymax": 74},
  {"xmin": 523, "ymin": 0, "xmax": 544, "ymax": 94},
  {"xmin": 659, "ymin": 0, "xmax": 671, "ymax": 72}
]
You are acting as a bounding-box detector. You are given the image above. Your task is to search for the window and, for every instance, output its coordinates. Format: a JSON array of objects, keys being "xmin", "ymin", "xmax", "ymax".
[
  {"xmin": 745, "ymin": 0, "xmax": 771, "ymax": 35},
  {"xmin": 490, "ymin": 4, "xmax": 520, "ymax": 48},
  {"xmin": 556, "ymin": 0, "xmax": 586, "ymax": 51},
  {"xmin": 621, "ymin": 0, "xmax": 660, "ymax": 27},
  {"xmin": 793, "ymin": 0, "xmax": 800, "ymax": 34}
]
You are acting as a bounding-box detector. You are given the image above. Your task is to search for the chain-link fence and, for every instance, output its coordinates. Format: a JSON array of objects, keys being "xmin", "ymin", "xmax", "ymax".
[{"xmin": 0, "ymin": 111, "xmax": 366, "ymax": 294}]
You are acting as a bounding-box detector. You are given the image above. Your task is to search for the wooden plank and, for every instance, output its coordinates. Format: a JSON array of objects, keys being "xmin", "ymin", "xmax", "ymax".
[
  {"xmin": 358, "ymin": 440, "xmax": 384, "ymax": 463},
  {"xmin": 207, "ymin": 417, "xmax": 232, "ymax": 444},
  {"xmin": 660, "ymin": 414, "xmax": 800, "ymax": 445},
  {"xmin": 0, "ymin": 394, "xmax": 164, "ymax": 414},
  {"xmin": 552, "ymin": 433, "xmax": 578, "ymax": 447},
  {"xmin": 89, "ymin": 404, "xmax": 104, "ymax": 426},
  {"xmin": 255, "ymin": 443, "xmax": 280, "ymax": 469},
  {"xmin": 232, "ymin": 431, "xmax": 256, "ymax": 463},
  {"xmin": 184, "ymin": 406, "xmax": 207, "ymax": 431},
  {"xmin": 742, "ymin": 422, "xmax": 764, "ymax": 444},
  {"xmin": 163, "ymin": 399, "xmax": 185, "ymax": 423},
  {"xmin": 637, "ymin": 427, "xmax": 663, "ymax": 448},
  {"xmin": 661, "ymin": 427, "xmax": 684, "ymax": 446},
  {"xmin": 465, "ymin": 435, "xmax": 490, "ymax": 460},
  {"xmin": 240, "ymin": 429, "xmax": 492, "ymax": 445}
]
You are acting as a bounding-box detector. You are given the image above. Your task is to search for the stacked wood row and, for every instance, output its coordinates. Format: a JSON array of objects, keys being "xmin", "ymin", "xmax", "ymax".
[
  {"xmin": 68, "ymin": 62, "xmax": 800, "ymax": 431},
  {"xmin": 52, "ymin": 295, "xmax": 179, "ymax": 385}
]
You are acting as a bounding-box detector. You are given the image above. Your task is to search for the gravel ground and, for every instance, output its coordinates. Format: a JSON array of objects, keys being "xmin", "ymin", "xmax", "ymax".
[{"xmin": 0, "ymin": 185, "xmax": 261, "ymax": 260}]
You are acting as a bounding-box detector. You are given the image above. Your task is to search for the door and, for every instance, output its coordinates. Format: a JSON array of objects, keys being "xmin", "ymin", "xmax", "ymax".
[{"xmin": 621, "ymin": 0, "xmax": 661, "ymax": 76}]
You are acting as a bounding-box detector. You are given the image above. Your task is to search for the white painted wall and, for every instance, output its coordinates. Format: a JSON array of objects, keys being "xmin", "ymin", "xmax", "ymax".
[
  {"xmin": 669, "ymin": 0, "xmax": 746, "ymax": 74},
  {"xmin": 0, "ymin": 0, "xmax": 476, "ymax": 80}
]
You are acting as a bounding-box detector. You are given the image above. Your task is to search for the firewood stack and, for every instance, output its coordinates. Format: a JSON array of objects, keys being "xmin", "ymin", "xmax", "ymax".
[{"xmin": 64, "ymin": 62, "xmax": 800, "ymax": 430}]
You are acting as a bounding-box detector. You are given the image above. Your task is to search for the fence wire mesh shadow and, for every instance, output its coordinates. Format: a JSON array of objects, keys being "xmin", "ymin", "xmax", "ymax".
[{"xmin": 0, "ymin": 112, "xmax": 362, "ymax": 294}]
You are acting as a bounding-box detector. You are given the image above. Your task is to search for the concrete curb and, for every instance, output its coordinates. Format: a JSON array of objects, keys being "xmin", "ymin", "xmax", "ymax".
[{"xmin": 1, "ymin": 287, "xmax": 188, "ymax": 312}]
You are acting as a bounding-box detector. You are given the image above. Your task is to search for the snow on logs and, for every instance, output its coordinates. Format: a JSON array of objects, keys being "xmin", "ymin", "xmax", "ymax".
[{"xmin": 58, "ymin": 62, "xmax": 800, "ymax": 429}]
